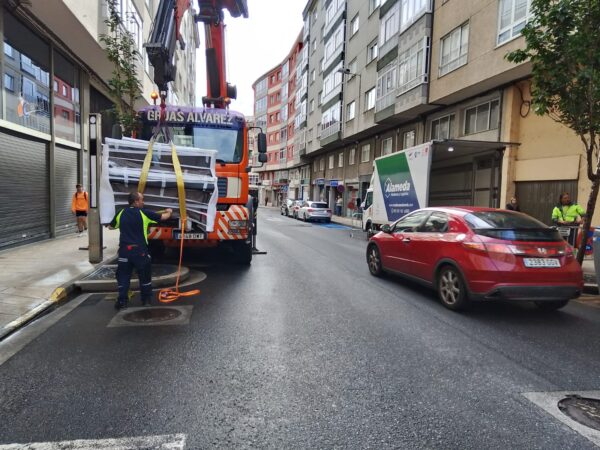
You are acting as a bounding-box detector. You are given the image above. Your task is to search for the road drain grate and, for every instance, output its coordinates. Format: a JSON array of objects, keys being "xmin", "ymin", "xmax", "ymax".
[
  {"xmin": 558, "ymin": 395, "xmax": 600, "ymax": 431},
  {"xmin": 122, "ymin": 308, "xmax": 182, "ymax": 323}
]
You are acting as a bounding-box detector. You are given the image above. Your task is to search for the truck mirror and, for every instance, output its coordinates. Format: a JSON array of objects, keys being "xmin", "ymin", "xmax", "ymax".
[
  {"xmin": 258, "ymin": 153, "xmax": 268, "ymax": 163},
  {"xmin": 381, "ymin": 224, "xmax": 391, "ymax": 233},
  {"xmin": 257, "ymin": 133, "xmax": 267, "ymax": 153}
]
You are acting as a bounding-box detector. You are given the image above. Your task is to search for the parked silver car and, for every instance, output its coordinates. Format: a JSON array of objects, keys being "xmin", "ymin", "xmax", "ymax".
[{"xmin": 298, "ymin": 201, "xmax": 332, "ymax": 223}]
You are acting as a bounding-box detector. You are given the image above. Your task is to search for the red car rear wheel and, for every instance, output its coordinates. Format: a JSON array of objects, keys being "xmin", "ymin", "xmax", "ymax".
[{"xmin": 437, "ymin": 265, "xmax": 469, "ymax": 311}]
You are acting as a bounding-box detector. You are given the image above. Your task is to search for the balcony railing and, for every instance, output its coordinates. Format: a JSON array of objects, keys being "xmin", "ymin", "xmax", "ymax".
[
  {"xmin": 320, "ymin": 120, "xmax": 341, "ymax": 140},
  {"xmin": 376, "ymin": 89, "xmax": 396, "ymax": 113}
]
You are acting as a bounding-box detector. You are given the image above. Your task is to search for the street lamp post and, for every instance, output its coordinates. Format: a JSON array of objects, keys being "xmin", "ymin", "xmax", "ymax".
[{"xmin": 337, "ymin": 67, "xmax": 362, "ymax": 134}]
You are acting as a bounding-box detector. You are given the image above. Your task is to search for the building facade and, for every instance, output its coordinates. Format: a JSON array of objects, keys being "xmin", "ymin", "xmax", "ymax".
[
  {"xmin": 252, "ymin": 34, "xmax": 304, "ymax": 207},
  {"xmin": 258, "ymin": 0, "xmax": 596, "ymax": 225},
  {"xmin": 0, "ymin": 0, "xmax": 197, "ymax": 249}
]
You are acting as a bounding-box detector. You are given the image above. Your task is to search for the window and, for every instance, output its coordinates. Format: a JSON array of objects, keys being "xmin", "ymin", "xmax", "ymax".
[
  {"xmin": 379, "ymin": 3, "xmax": 400, "ymax": 48},
  {"xmin": 277, "ymin": 71, "xmax": 281, "ymax": 80},
  {"xmin": 346, "ymin": 101, "xmax": 356, "ymax": 121},
  {"xmin": 398, "ymin": 40, "xmax": 427, "ymax": 94},
  {"xmin": 382, "ymin": 137, "xmax": 393, "ymax": 156},
  {"xmin": 367, "ymin": 40, "xmax": 378, "ymax": 62},
  {"xmin": 498, "ymin": 0, "xmax": 531, "ymax": 45},
  {"xmin": 430, "ymin": 114, "xmax": 455, "ymax": 140},
  {"xmin": 3, "ymin": 72, "xmax": 14, "ymax": 92},
  {"xmin": 318, "ymin": 91, "xmax": 323, "ymax": 106},
  {"xmin": 403, "ymin": 130, "xmax": 415, "ymax": 148},
  {"xmin": 351, "ymin": 14, "xmax": 360, "ymax": 36},
  {"xmin": 62, "ymin": 110, "xmax": 70, "ymax": 120},
  {"xmin": 310, "ymin": 99, "xmax": 315, "ymax": 112},
  {"xmin": 400, "ymin": 0, "xmax": 430, "ymax": 33},
  {"xmin": 361, "ymin": 144, "xmax": 371, "ymax": 162},
  {"xmin": 420, "ymin": 212, "xmax": 449, "ymax": 233},
  {"xmin": 349, "ymin": 147, "xmax": 356, "ymax": 165},
  {"xmin": 3, "ymin": 42, "xmax": 14, "ymax": 58},
  {"xmin": 376, "ymin": 62, "xmax": 397, "ymax": 109},
  {"xmin": 393, "ymin": 210, "xmax": 430, "ymax": 232},
  {"xmin": 464, "ymin": 99, "xmax": 500, "ymax": 135},
  {"xmin": 312, "ymin": 39, "xmax": 317, "ymax": 52},
  {"xmin": 365, "ymin": 88, "xmax": 376, "ymax": 110},
  {"xmin": 314, "ymin": 161, "xmax": 318, "ymax": 172},
  {"xmin": 53, "ymin": 80, "xmax": 58, "ymax": 92},
  {"xmin": 320, "ymin": 158, "xmax": 325, "ymax": 170},
  {"xmin": 279, "ymin": 148, "xmax": 285, "ymax": 160},
  {"xmin": 440, "ymin": 23, "xmax": 469, "ymax": 76},
  {"xmin": 369, "ymin": 0, "xmax": 381, "ymax": 15},
  {"xmin": 328, "ymin": 155, "xmax": 335, "ymax": 169},
  {"xmin": 338, "ymin": 152, "xmax": 344, "ymax": 168},
  {"xmin": 62, "ymin": 85, "xmax": 67, "ymax": 97},
  {"xmin": 310, "ymin": 69, "xmax": 316, "ymax": 83},
  {"xmin": 255, "ymin": 97, "xmax": 267, "ymax": 114}
]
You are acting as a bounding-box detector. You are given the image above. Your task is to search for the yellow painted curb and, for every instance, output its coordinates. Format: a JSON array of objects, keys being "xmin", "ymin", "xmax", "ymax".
[{"xmin": 49, "ymin": 287, "xmax": 67, "ymax": 303}]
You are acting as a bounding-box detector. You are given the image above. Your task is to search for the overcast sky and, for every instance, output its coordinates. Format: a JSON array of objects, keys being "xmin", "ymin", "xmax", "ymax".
[{"xmin": 195, "ymin": 0, "xmax": 307, "ymax": 116}]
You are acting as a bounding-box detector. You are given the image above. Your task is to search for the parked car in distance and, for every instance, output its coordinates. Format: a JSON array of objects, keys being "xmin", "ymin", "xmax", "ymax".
[
  {"xmin": 281, "ymin": 199, "xmax": 297, "ymax": 217},
  {"xmin": 290, "ymin": 200, "xmax": 303, "ymax": 219},
  {"xmin": 298, "ymin": 201, "xmax": 332, "ymax": 223},
  {"xmin": 366, "ymin": 207, "xmax": 583, "ymax": 311}
]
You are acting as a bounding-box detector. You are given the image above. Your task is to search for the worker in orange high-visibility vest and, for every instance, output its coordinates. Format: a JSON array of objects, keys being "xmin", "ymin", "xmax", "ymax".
[{"xmin": 71, "ymin": 184, "xmax": 89, "ymax": 236}]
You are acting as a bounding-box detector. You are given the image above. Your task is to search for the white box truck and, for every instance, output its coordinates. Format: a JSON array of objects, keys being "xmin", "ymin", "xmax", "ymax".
[{"xmin": 362, "ymin": 142, "xmax": 433, "ymax": 236}]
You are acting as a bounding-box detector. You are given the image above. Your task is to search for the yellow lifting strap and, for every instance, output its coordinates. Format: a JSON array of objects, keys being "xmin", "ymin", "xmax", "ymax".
[{"xmin": 137, "ymin": 138, "xmax": 187, "ymax": 223}]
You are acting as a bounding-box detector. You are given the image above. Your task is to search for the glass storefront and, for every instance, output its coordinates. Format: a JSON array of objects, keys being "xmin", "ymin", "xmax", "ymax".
[{"xmin": 2, "ymin": 11, "xmax": 80, "ymax": 143}]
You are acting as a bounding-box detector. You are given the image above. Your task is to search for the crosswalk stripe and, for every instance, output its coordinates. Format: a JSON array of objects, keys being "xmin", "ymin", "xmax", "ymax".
[{"xmin": 0, "ymin": 433, "xmax": 186, "ymax": 449}]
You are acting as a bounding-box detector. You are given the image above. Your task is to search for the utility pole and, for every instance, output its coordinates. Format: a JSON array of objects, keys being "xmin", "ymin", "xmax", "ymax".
[{"xmin": 88, "ymin": 113, "xmax": 103, "ymax": 263}]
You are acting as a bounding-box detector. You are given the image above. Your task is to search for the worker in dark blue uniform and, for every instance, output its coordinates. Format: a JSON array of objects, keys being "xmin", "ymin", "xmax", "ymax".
[{"xmin": 109, "ymin": 192, "xmax": 172, "ymax": 309}]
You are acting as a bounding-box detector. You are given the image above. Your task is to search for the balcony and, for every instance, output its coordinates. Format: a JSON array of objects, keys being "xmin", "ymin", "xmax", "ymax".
[
  {"xmin": 376, "ymin": 89, "xmax": 396, "ymax": 113},
  {"xmin": 320, "ymin": 120, "xmax": 341, "ymax": 140},
  {"xmin": 321, "ymin": 83, "xmax": 342, "ymax": 107},
  {"xmin": 324, "ymin": 3, "xmax": 344, "ymax": 37}
]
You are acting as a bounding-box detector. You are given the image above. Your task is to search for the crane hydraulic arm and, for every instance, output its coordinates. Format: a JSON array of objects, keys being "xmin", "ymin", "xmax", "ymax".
[{"xmin": 145, "ymin": 0, "xmax": 248, "ymax": 109}]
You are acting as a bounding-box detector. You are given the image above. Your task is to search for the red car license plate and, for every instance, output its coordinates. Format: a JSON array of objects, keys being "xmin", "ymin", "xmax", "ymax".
[{"xmin": 523, "ymin": 258, "xmax": 561, "ymax": 268}]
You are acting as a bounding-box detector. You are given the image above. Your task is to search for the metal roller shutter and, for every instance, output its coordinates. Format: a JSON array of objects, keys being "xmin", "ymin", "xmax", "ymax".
[
  {"xmin": 55, "ymin": 146, "xmax": 79, "ymax": 236},
  {"xmin": 0, "ymin": 131, "xmax": 50, "ymax": 248}
]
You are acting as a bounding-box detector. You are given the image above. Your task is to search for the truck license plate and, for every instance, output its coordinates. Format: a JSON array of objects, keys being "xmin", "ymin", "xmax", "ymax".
[
  {"xmin": 172, "ymin": 232, "xmax": 204, "ymax": 240},
  {"xmin": 523, "ymin": 258, "xmax": 561, "ymax": 268}
]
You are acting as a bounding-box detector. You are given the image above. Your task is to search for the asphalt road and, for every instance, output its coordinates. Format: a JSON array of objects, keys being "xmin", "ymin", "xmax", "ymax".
[{"xmin": 1, "ymin": 207, "xmax": 599, "ymax": 449}]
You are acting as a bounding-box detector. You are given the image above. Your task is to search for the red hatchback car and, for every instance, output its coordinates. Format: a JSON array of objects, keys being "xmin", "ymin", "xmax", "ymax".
[{"xmin": 366, "ymin": 207, "xmax": 583, "ymax": 311}]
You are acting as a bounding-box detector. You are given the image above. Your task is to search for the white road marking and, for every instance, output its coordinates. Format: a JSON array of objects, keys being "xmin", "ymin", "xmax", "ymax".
[
  {"xmin": 523, "ymin": 390, "xmax": 600, "ymax": 447},
  {"xmin": 0, "ymin": 433, "xmax": 186, "ymax": 449}
]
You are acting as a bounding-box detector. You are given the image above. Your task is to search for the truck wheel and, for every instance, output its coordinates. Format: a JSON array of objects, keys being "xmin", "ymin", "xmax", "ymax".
[
  {"xmin": 366, "ymin": 223, "xmax": 373, "ymax": 238},
  {"xmin": 232, "ymin": 241, "xmax": 252, "ymax": 265}
]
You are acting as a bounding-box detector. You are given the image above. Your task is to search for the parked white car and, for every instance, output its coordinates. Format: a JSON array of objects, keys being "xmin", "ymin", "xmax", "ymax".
[{"xmin": 297, "ymin": 201, "xmax": 332, "ymax": 223}]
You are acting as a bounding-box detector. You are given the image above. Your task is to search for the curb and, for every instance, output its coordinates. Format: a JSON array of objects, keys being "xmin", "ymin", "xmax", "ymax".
[{"xmin": 0, "ymin": 254, "xmax": 117, "ymax": 341}]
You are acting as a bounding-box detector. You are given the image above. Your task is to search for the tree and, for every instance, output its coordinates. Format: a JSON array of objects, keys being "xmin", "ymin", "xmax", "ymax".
[
  {"xmin": 99, "ymin": 0, "xmax": 142, "ymax": 137},
  {"xmin": 506, "ymin": 0, "xmax": 600, "ymax": 264}
]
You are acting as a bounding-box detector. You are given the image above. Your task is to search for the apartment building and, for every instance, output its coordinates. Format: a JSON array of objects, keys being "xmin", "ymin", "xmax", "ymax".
[
  {"xmin": 253, "ymin": 0, "xmax": 592, "ymax": 224},
  {"xmin": 252, "ymin": 34, "xmax": 304, "ymax": 206},
  {"xmin": 0, "ymin": 0, "xmax": 197, "ymax": 249}
]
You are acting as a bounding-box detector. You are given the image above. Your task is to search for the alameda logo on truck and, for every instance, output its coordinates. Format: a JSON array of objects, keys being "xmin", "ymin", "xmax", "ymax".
[{"xmin": 384, "ymin": 178, "xmax": 411, "ymax": 198}]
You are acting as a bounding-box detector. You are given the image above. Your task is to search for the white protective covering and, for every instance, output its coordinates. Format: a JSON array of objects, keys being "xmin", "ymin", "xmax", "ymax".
[{"xmin": 100, "ymin": 137, "xmax": 218, "ymax": 232}]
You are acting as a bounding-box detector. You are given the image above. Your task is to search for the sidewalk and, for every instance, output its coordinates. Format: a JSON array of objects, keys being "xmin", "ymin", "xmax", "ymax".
[{"xmin": 0, "ymin": 229, "xmax": 119, "ymax": 339}]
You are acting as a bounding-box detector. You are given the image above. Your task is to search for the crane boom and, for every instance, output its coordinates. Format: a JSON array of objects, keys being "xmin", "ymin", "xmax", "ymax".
[{"xmin": 145, "ymin": 0, "xmax": 248, "ymax": 108}]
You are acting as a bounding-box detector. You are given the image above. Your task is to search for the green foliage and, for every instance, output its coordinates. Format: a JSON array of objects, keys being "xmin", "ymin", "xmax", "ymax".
[
  {"xmin": 506, "ymin": 0, "xmax": 600, "ymax": 264},
  {"xmin": 99, "ymin": 0, "xmax": 142, "ymax": 137}
]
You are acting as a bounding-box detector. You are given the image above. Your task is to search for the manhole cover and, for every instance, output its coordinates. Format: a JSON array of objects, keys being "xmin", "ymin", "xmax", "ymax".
[
  {"xmin": 558, "ymin": 395, "xmax": 600, "ymax": 431},
  {"xmin": 122, "ymin": 307, "xmax": 182, "ymax": 323}
]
